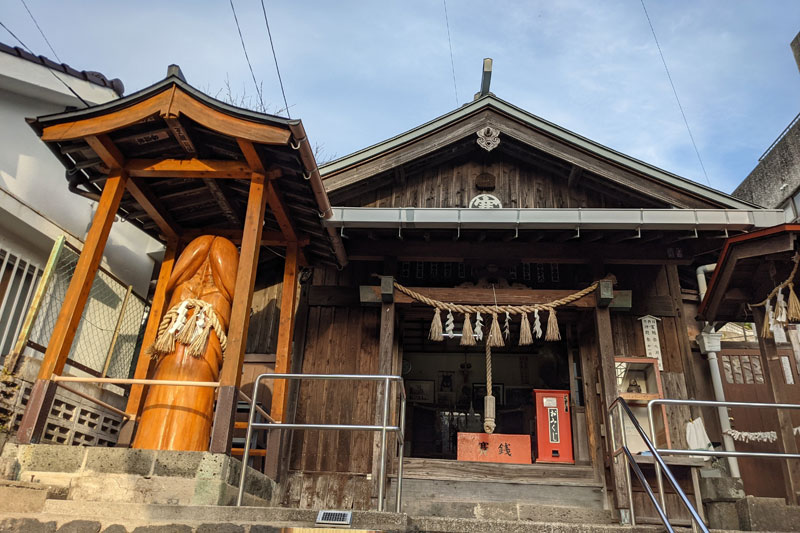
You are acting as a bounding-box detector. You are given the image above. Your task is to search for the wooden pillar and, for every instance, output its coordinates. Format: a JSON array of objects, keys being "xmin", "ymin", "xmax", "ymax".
[
  {"xmin": 371, "ymin": 275, "xmax": 396, "ymax": 500},
  {"xmin": 209, "ymin": 173, "xmax": 268, "ymax": 453},
  {"xmin": 263, "ymin": 242, "xmax": 300, "ymax": 478},
  {"xmin": 117, "ymin": 237, "xmax": 179, "ymax": 447},
  {"xmin": 17, "ymin": 171, "xmax": 128, "ymax": 444},
  {"xmin": 592, "ymin": 264, "xmax": 629, "ymax": 513},
  {"xmin": 753, "ymin": 307, "xmax": 800, "ymax": 504},
  {"xmin": 270, "ymin": 241, "xmax": 300, "ymax": 423}
]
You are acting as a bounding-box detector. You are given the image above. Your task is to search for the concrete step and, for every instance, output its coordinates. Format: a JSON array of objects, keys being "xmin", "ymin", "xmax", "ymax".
[
  {"xmin": 400, "ymin": 500, "xmax": 614, "ymax": 524},
  {"xmin": 0, "ymin": 480, "xmax": 67, "ymax": 513},
  {"xmin": 12, "ymin": 500, "xmax": 670, "ymax": 533}
]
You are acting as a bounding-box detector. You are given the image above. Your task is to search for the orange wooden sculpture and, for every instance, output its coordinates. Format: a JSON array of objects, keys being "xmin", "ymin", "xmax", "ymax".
[{"xmin": 132, "ymin": 235, "xmax": 239, "ymax": 451}]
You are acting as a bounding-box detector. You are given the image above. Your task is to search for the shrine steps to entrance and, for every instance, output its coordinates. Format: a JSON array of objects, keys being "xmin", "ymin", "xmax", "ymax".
[{"xmin": 388, "ymin": 458, "xmax": 607, "ymax": 518}]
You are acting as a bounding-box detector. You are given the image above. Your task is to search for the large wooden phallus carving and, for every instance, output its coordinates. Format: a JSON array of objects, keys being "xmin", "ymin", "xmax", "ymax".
[{"xmin": 133, "ymin": 235, "xmax": 239, "ymax": 451}]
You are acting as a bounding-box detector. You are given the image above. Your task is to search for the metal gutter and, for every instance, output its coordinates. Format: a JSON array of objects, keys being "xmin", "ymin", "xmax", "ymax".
[
  {"xmin": 289, "ymin": 121, "xmax": 348, "ymax": 267},
  {"xmin": 320, "ymin": 95, "xmax": 760, "ymax": 211},
  {"xmin": 325, "ymin": 207, "xmax": 784, "ymax": 232}
]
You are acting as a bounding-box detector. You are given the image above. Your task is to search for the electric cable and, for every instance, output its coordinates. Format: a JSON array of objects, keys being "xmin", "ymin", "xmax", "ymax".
[
  {"xmin": 20, "ymin": 0, "xmax": 60, "ymax": 62},
  {"xmin": 640, "ymin": 0, "xmax": 711, "ymax": 187},
  {"xmin": 0, "ymin": 19, "xmax": 89, "ymax": 107},
  {"xmin": 443, "ymin": 0, "xmax": 459, "ymax": 106},
  {"xmin": 260, "ymin": 0, "xmax": 291, "ymax": 118},
  {"xmin": 229, "ymin": 0, "xmax": 266, "ymax": 113}
]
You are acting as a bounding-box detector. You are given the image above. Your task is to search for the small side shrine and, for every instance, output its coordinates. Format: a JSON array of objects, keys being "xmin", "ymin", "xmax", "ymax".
[
  {"xmin": 16, "ymin": 65, "xmax": 346, "ymax": 456},
  {"xmin": 698, "ymin": 224, "xmax": 800, "ymax": 503}
]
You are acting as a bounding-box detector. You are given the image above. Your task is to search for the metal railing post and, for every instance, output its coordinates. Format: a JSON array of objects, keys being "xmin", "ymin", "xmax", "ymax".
[
  {"xmin": 378, "ymin": 376, "xmax": 390, "ymax": 512},
  {"xmin": 618, "ymin": 403, "xmax": 635, "ymax": 526},
  {"xmin": 396, "ymin": 385, "xmax": 406, "ymax": 513},
  {"xmin": 237, "ymin": 378, "xmax": 261, "ymax": 507},
  {"xmin": 648, "ymin": 407, "xmax": 667, "ymax": 516}
]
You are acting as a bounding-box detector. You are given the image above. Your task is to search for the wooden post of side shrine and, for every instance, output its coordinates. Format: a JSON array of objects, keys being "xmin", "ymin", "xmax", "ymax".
[
  {"xmin": 17, "ymin": 171, "xmax": 129, "ymax": 443},
  {"xmin": 209, "ymin": 172, "xmax": 268, "ymax": 453},
  {"xmin": 752, "ymin": 307, "xmax": 800, "ymax": 505}
]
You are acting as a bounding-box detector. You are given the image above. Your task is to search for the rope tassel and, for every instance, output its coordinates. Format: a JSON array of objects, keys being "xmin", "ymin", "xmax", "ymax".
[
  {"xmin": 460, "ymin": 312, "xmax": 476, "ymax": 346},
  {"xmin": 761, "ymin": 300, "xmax": 774, "ymax": 339},
  {"xmin": 487, "ymin": 312, "xmax": 504, "ymax": 347},
  {"xmin": 519, "ymin": 312, "xmax": 533, "ymax": 346},
  {"xmin": 789, "ymin": 282, "xmax": 800, "ymax": 322},
  {"xmin": 545, "ymin": 307, "xmax": 561, "ymax": 341},
  {"xmin": 429, "ymin": 308, "xmax": 444, "ymax": 341}
]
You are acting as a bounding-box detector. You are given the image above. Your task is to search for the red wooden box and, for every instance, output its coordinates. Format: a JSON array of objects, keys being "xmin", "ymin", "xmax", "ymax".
[{"xmin": 457, "ymin": 432, "xmax": 532, "ymax": 464}]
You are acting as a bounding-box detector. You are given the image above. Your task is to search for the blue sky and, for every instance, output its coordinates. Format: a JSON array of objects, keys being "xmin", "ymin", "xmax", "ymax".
[{"xmin": 2, "ymin": 1, "xmax": 799, "ymax": 194}]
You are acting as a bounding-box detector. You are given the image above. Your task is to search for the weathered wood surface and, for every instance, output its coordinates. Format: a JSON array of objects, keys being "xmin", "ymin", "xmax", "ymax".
[
  {"xmin": 283, "ymin": 472, "xmax": 373, "ymax": 510},
  {"xmin": 398, "ymin": 457, "xmax": 598, "ymax": 485},
  {"xmin": 333, "ymin": 156, "xmax": 651, "ymax": 210}
]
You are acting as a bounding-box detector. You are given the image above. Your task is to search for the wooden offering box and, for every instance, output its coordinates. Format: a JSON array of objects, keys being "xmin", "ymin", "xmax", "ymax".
[{"xmin": 457, "ymin": 432, "xmax": 532, "ymax": 465}]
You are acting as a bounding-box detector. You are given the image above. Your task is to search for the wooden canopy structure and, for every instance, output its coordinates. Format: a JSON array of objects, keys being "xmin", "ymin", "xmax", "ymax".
[
  {"xmin": 17, "ymin": 65, "xmax": 346, "ymax": 453},
  {"xmin": 697, "ymin": 224, "xmax": 800, "ymax": 503}
]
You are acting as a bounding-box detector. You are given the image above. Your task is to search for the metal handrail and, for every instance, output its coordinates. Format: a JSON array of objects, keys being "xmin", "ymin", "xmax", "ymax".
[
  {"xmin": 236, "ymin": 373, "xmax": 406, "ymax": 512},
  {"xmin": 609, "ymin": 397, "xmax": 709, "ymax": 533},
  {"xmin": 647, "ymin": 398, "xmax": 800, "ymax": 517}
]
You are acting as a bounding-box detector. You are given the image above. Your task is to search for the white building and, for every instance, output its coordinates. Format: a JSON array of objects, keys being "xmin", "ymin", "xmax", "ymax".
[{"xmin": 0, "ymin": 43, "xmax": 163, "ymax": 361}]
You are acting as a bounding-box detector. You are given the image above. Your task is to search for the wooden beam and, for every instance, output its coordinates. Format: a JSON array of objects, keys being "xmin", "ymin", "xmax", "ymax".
[
  {"xmin": 181, "ymin": 228, "xmax": 310, "ymax": 247},
  {"xmin": 270, "ymin": 241, "xmax": 300, "ymax": 423},
  {"xmin": 85, "ymin": 134, "xmax": 125, "ymax": 169},
  {"xmin": 18, "ymin": 170, "xmax": 128, "ymax": 443},
  {"xmin": 359, "ymin": 285, "xmax": 630, "ymax": 309},
  {"xmin": 371, "ymin": 275, "xmax": 396, "ymax": 500},
  {"xmin": 202, "ymin": 179, "xmax": 241, "ymax": 225},
  {"xmin": 163, "ymin": 116, "xmax": 198, "ymax": 155},
  {"xmin": 210, "ymin": 172, "xmax": 268, "ymax": 453},
  {"xmin": 237, "ymin": 139, "xmax": 265, "ymax": 173},
  {"xmin": 344, "ymin": 240, "xmax": 692, "ymax": 265},
  {"xmin": 594, "ymin": 295, "xmax": 630, "ymax": 512},
  {"xmin": 167, "ymin": 89, "xmax": 290, "ymax": 145},
  {"xmin": 567, "ymin": 165, "xmax": 583, "ymax": 187},
  {"xmin": 39, "ymin": 171, "xmax": 129, "ymax": 378},
  {"xmin": 265, "ymin": 179, "xmax": 298, "ymax": 242},
  {"xmin": 42, "ymin": 91, "xmax": 172, "ymax": 141},
  {"xmin": 125, "ymin": 158, "xmax": 252, "ymax": 179},
  {"xmin": 126, "ymin": 179, "xmax": 180, "ymax": 241},
  {"xmin": 118, "ymin": 237, "xmax": 179, "ymax": 446}
]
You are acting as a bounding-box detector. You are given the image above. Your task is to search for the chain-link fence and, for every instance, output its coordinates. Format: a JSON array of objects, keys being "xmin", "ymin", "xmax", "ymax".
[{"xmin": 13, "ymin": 237, "xmax": 149, "ymax": 378}]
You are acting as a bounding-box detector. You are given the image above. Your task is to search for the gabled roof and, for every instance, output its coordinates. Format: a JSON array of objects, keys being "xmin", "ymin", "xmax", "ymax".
[
  {"xmin": 28, "ymin": 67, "xmax": 346, "ymax": 267},
  {"xmin": 321, "ymin": 94, "xmax": 760, "ymax": 210}
]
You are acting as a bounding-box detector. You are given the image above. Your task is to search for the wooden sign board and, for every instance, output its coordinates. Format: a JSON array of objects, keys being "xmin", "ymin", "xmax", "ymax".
[{"xmin": 457, "ymin": 432, "xmax": 532, "ymax": 464}]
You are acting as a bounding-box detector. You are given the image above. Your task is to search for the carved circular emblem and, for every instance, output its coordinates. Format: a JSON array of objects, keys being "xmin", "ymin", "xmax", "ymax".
[{"xmin": 469, "ymin": 194, "xmax": 502, "ymax": 209}]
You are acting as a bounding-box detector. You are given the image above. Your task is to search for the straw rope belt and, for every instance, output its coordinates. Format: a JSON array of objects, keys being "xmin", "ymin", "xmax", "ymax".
[{"xmin": 149, "ymin": 298, "xmax": 228, "ymax": 359}]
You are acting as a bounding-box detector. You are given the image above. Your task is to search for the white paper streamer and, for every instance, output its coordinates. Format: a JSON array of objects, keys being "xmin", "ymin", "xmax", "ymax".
[
  {"xmin": 533, "ymin": 309, "xmax": 542, "ymax": 339},
  {"xmin": 475, "ymin": 312, "xmax": 484, "ymax": 341},
  {"xmin": 445, "ymin": 310, "xmax": 455, "ymax": 339}
]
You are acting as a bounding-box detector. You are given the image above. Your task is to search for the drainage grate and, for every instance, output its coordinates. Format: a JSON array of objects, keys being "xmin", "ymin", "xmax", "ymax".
[{"xmin": 316, "ymin": 509, "xmax": 353, "ymax": 527}]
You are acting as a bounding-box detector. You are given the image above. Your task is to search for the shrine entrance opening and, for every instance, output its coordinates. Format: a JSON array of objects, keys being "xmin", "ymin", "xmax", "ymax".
[{"xmin": 399, "ymin": 308, "xmax": 591, "ymax": 467}]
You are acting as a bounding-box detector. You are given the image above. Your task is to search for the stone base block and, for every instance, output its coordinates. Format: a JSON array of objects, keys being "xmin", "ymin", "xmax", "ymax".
[
  {"xmin": 1, "ymin": 444, "xmax": 276, "ymax": 507},
  {"xmin": 736, "ymin": 495, "xmax": 800, "ymax": 532}
]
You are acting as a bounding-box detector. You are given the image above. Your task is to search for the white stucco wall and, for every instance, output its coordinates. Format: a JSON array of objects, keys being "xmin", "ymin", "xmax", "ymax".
[{"xmin": 0, "ymin": 54, "xmax": 163, "ymax": 296}]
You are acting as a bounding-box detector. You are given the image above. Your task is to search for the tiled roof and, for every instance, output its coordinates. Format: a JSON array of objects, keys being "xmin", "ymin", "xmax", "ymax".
[{"xmin": 0, "ymin": 42, "xmax": 124, "ymax": 96}]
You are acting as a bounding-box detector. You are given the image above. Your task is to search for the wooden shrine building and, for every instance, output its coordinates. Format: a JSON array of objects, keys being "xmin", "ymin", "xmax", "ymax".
[{"xmin": 14, "ymin": 64, "xmax": 796, "ymax": 524}]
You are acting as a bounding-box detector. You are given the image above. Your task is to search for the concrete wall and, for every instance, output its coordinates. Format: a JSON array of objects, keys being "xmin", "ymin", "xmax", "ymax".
[
  {"xmin": 0, "ymin": 54, "xmax": 162, "ymax": 297},
  {"xmin": 732, "ymin": 117, "xmax": 800, "ymax": 211}
]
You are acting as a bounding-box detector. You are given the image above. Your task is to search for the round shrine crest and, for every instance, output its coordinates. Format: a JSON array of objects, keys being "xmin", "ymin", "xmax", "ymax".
[{"xmin": 469, "ymin": 194, "xmax": 502, "ymax": 209}]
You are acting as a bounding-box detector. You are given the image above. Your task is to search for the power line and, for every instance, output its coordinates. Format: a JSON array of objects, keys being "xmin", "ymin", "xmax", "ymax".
[
  {"xmin": 442, "ymin": 0, "xmax": 459, "ymax": 107},
  {"xmin": 260, "ymin": 0, "xmax": 290, "ymax": 118},
  {"xmin": 229, "ymin": 0, "xmax": 266, "ymax": 113},
  {"xmin": 0, "ymin": 19, "xmax": 89, "ymax": 107},
  {"xmin": 640, "ymin": 0, "xmax": 711, "ymax": 187},
  {"xmin": 20, "ymin": 0, "xmax": 60, "ymax": 63}
]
